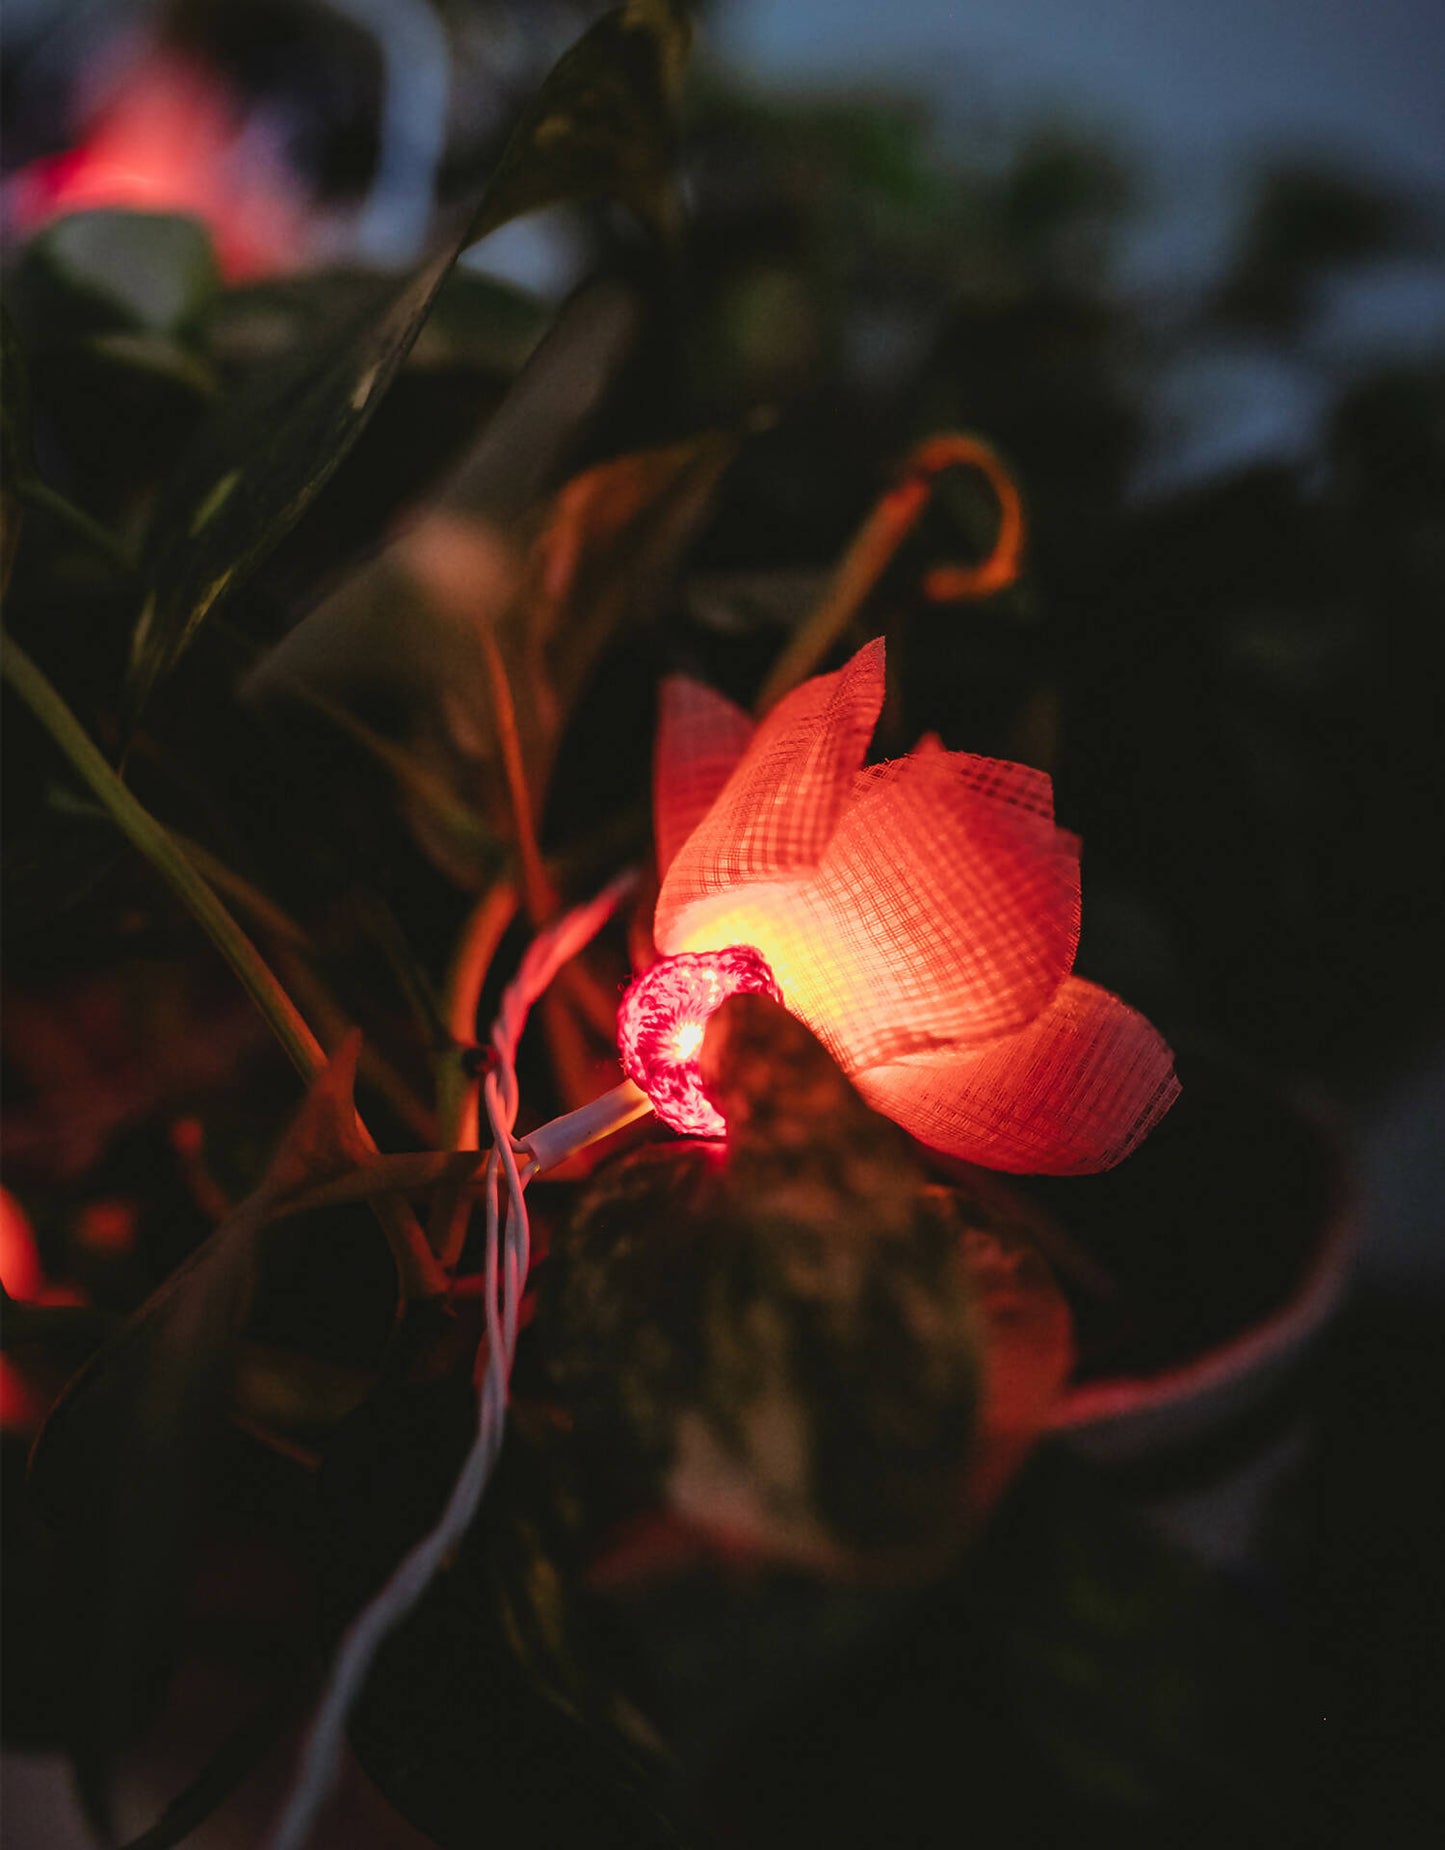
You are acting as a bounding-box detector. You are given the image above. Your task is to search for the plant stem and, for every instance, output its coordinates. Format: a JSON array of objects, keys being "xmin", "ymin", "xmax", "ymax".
[
  {"xmin": 168, "ymin": 827, "xmax": 315, "ymax": 950},
  {"xmin": 438, "ymin": 878, "xmax": 519, "ymax": 1151},
  {"xmin": 753, "ymin": 433, "xmax": 1026, "ymax": 716},
  {"xmin": 434, "ymin": 878, "xmax": 518, "ymax": 1269},
  {"xmin": 753, "ymin": 475, "xmax": 930, "ymax": 716},
  {"xmin": 1, "ymin": 634, "xmax": 446, "ymax": 1299},
  {"xmin": 479, "ymin": 630, "xmax": 555, "ymax": 923},
  {"xmin": 914, "ymin": 434, "xmax": 1025, "ymax": 604},
  {"xmin": 16, "ymin": 477, "xmax": 135, "ymax": 573}
]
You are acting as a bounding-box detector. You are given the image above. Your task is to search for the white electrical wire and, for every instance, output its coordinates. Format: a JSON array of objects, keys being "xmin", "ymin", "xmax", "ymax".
[{"xmin": 269, "ymin": 869, "xmax": 638, "ymax": 1850}]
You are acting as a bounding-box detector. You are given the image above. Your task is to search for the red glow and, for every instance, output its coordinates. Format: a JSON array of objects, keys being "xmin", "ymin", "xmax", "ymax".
[
  {"xmin": 76, "ymin": 1199, "xmax": 138, "ymax": 1256},
  {"xmin": 6, "ymin": 54, "xmax": 309, "ymax": 279},
  {"xmin": 0, "ymin": 1356, "xmax": 48, "ymax": 1433},
  {"xmin": 618, "ymin": 947, "xmax": 782, "ymax": 1136},
  {"xmin": 0, "ymin": 1188, "xmax": 43, "ymax": 1302}
]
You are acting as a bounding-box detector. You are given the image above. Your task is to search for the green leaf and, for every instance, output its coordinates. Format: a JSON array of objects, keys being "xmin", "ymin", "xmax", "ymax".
[
  {"xmin": 124, "ymin": 0, "xmax": 692, "ymax": 724},
  {"xmin": 18, "ymin": 210, "xmax": 221, "ymax": 340}
]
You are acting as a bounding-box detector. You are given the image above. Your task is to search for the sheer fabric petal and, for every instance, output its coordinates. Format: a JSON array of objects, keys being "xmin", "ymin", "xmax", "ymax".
[
  {"xmin": 653, "ymin": 675, "xmax": 755, "ymax": 877},
  {"xmin": 855, "ymin": 976, "xmax": 1180, "ymax": 1174},
  {"xmin": 658, "ymin": 743, "xmax": 1079, "ymax": 1076},
  {"xmin": 656, "ymin": 638, "xmax": 885, "ymax": 944},
  {"xmin": 812, "ymin": 738, "xmax": 1080, "ymax": 1065},
  {"xmin": 951, "ymin": 751, "xmax": 1057, "ymax": 823}
]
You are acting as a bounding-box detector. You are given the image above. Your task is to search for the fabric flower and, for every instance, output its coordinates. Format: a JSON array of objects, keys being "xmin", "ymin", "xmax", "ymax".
[{"xmin": 650, "ymin": 637, "xmax": 1179, "ymax": 1174}]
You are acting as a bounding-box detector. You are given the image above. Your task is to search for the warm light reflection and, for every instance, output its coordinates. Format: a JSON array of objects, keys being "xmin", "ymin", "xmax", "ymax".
[{"xmin": 0, "ymin": 1188, "xmax": 43, "ymax": 1303}]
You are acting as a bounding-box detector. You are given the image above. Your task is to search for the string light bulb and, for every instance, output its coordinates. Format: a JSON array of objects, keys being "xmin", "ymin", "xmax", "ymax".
[{"xmin": 617, "ymin": 946, "xmax": 782, "ymax": 1136}]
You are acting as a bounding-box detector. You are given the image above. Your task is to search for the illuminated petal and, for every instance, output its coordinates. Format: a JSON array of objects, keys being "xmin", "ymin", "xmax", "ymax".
[
  {"xmin": 653, "ymin": 675, "xmax": 755, "ymax": 877},
  {"xmin": 953, "ymin": 750, "xmax": 1056, "ymax": 822},
  {"xmin": 656, "ymin": 637, "xmax": 885, "ymax": 943},
  {"xmin": 662, "ymin": 734, "xmax": 1079, "ymax": 1074},
  {"xmin": 847, "ymin": 744, "xmax": 1055, "ymax": 821},
  {"xmin": 808, "ymin": 738, "xmax": 1080, "ymax": 1066},
  {"xmin": 855, "ymin": 977, "xmax": 1180, "ymax": 1174}
]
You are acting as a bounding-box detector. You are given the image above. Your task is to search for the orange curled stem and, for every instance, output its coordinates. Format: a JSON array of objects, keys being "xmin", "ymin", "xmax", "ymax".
[
  {"xmin": 754, "ymin": 433, "xmax": 1026, "ymax": 716},
  {"xmin": 754, "ymin": 474, "xmax": 930, "ymax": 715},
  {"xmin": 911, "ymin": 434, "xmax": 1025, "ymax": 604}
]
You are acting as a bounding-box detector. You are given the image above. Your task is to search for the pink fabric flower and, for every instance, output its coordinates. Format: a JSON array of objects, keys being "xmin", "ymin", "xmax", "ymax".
[{"xmin": 651, "ymin": 638, "xmax": 1179, "ymax": 1174}]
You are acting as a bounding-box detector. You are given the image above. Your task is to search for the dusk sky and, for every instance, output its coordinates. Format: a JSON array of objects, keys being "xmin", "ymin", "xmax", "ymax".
[{"xmin": 717, "ymin": 0, "xmax": 1445, "ymax": 187}]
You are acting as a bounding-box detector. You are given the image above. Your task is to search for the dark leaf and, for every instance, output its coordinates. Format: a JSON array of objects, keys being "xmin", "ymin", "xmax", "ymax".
[
  {"xmin": 1, "ymin": 302, "xmax": 36, "ymax": 483},
  {"xmin": 397, "ymin": 425, "xmax": 739, "ymax": 847},
  {"xmin": 126, "ymin": 244, "xmax": 458, "ymax": 723},
  {"xmin": 111, "ymin": 1677, "xmax": 312, "ymax": 1850},
  {"xmin": 531, "ymin": 428, "xmax": 740, "ymax": 712},
  {"xmin": 314, "ymin": 1316, "xmax": 688, "ymax": 1850},
  {"xmin": 27, "ymin": 1195, "xmax": 262, "ymax": 1817},
  {"xmin": 234, "ymin": 279, "xmax": 641, "ymax": 896},
  {"xmin": 0, "ymin": 807, "xmax": 128, "ymax": 948},
  {"xmin": 125, "ymin": 0, "xmax": 692, "ymax": 723},
  {"xmin": 971, "ymin": 1452, "xmax": 1311, "ymax": 1828},
  {"xmin": 465, "ymin": 0, "xmax": 691, "ymax": 247},
  {"xmin": 1, "ymin": 304, "xmax": 35, "ymax": 593},
  {"xmin": 22, "ymin": 1036, "xmax": 413, "ymax": 1803},
  {"xmin": 11, "ymin": 210, "xmax": 221, "ymax": 343},
  {"xmin": 542, "ymin": 995, "xmax": 983, "ymax": 1578},
  {"xmin": 247, "ymin": 418, "xmax": 729, "ymax": 891},
  {"xmin": 206, "ymin": 266, "xmax": 547, "ymax": 383},
  {"xmin": 700, "ymin": 1449, "xmax": 1310, "ymax": 1847},
  {"xmin": 81, "ymin": 329, "xmax": 218, "ymax": 400}
]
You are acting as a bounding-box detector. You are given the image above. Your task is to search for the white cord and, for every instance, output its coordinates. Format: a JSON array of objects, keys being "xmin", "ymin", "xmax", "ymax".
[{"xmin": 269, "ymin": 870, "xmax": 637, "ymax": 1850}]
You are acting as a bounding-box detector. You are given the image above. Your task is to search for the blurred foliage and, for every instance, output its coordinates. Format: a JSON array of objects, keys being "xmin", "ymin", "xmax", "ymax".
[
  {"xmin": 1215, "ymin": 163, "xmax": 1420, "ymax": 333},
  {"xmin": 2, "ymin": 1, "xmax": 1443, "ymax": 1845}
]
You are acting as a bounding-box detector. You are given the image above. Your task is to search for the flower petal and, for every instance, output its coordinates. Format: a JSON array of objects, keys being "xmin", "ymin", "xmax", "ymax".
[
  {"xmin": 953, "ymin": 751, "xmax": 1056, "ymax": 822},
  {"xmin": 855, "ymin": 977, "xmax": 1180, "ymax": 1174},
  {"xmin": 656, "ymin": 637, "xmax": 885, "ymax": 946},
  {"xmin": 653, "ymin": 674, "xmax": 755, "ymax": 877},
  {"xmin": 808, "ymin": 738, "xmax": 1080, "ymax": 1066}
]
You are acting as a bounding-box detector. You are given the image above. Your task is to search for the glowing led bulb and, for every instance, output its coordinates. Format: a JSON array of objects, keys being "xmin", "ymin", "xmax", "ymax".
[
  {"xmin": 671, "ymin": 1019, "xmax": 706, "ymax": 1062},
  {"xmin": 617, "ymin": 946, "xmax": 782, "ymax": 1136}
]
